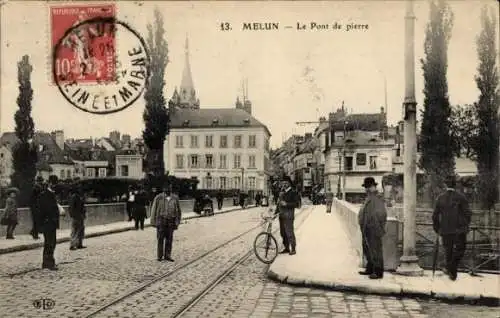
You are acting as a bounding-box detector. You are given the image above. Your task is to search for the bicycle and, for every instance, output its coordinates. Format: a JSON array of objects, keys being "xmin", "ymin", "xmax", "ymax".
[{"xmin": 253, "ymin": 211, "xmax": 279, "ymax": 264}]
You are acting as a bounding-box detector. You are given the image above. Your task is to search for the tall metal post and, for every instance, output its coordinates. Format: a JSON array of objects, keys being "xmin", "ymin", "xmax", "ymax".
[
  {"xmin": 396, "ymin": 0, "xmax": 424, "ymax": 276},
  {"xmin": 342, "ymin": 120, "xmax": 348, "ymax": 201}
]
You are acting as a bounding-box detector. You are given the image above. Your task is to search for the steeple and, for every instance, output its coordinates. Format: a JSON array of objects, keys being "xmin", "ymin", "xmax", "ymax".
[{"xmin": 174, "ymin": 35, "xmax": 200, "ymax": 109}]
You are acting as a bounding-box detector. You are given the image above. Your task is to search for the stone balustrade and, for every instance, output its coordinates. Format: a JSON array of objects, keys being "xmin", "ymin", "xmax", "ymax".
[
  {"xmin": 0, "ymin": 198, "xmax": 235, "ymax": 237},
  {"xmin": 333, "ymin": 198, "xmax": 400, "ymax": 271}
]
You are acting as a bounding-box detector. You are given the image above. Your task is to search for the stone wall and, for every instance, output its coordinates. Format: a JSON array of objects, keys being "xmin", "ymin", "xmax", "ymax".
[
  {"xmin": 0, "ymin": 198, "xmax": 235, "ymax": 236},
  {"xmin": 333, "ymin": 199, "xmax": 400, "ymax": 271}
]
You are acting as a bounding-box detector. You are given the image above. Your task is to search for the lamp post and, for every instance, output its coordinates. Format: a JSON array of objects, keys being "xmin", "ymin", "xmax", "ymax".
[
  {"xmin": 396, "ymin": 0, "xmax": 424, "ymax": 276},
  {"xmin": 342, "ymin": 120, "xmax": 348, "ymax": 201}
]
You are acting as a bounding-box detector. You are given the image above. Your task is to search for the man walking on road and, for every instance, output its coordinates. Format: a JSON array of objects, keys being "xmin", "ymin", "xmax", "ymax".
[
  {"xmin": 358, "ymin": 177, "xmax": 387, "ymax": 279},
  {"xmin": 278, "ymin": 176, "xmax": 301, "ymax": 255},
  {"xmin": 69, "ymin": 183, "xmax": 86, "ymax": 250},
  {"xmin": 432, "ymin": 175, "xmax": 472, "ymax": 281},
  {"xmin": 38, "ymin": 179, "xmax": 60, "ymax": 270},
  {"xmin": 150, "ymin": 184, "xmax": 182, "ymax": 262},
  {"xmin": 325, "ymin": 188, "xmax": 334, "ymax": 213},
  {"xmin": 216, "ymin": 189, "xmax": 224, "ymax": 210}
]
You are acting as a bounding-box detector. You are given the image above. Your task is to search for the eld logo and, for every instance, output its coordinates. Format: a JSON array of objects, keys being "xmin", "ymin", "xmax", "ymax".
[{"xmin": 33, "ymin": 298, "xmax": 56, "ymax": 310}]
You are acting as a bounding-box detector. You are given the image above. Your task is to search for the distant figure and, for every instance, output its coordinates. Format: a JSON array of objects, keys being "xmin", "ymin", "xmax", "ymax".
[
  {"xmin": 325, "ymin": 188, "xmax": 334, "ymax": 213},
  {"xmin": 432, "ymin": 176, "xmax": 472, "ymax": 281},
  {"xmin": 278, "ymin": 176, "xmax": 301, "ymax": 255},
  {"xmin": 133, "ymin": 186, "xmax": 148, "ymax": 230},
  {"xmin": 150, "ymin": 184, "xmax": 182, "ymax": 262},
  {"xmin": 68, "ymin": 183, "xmax": 86, "ymax": 250},
  {"xmin": 29, "ymin": 176, "xmax": 44, "ymax": 239},
  {"xmin": 2, "ymin": 187, "xmax": 19, "ymax": 239},
  {"xmin": 202, "ymin": 194, "xmax": 214, "ymax": 215},
  {"xmin": 255, "ymin": 191, "xmax": 262, "ymax": 206},
  {"xmin": 126, "ymin": 186, "xmax": 135, "ymax": 221},
  {"xmin": 216, "ymin": 189, "xmax": 224, "ymax": 210},
  {"xmin": 239, "ymin": 191, "xmax": 247, "ymax": 209},
  {"xmin": 38, "ymin": 179, "xmax": 60, "ymax": 270},
  {"xmin": 358, "ymin": 177, "xmax": 387, "ymax": 279}
]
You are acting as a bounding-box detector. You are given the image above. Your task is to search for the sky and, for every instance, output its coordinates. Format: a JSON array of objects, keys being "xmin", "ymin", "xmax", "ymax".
[{"xmin": 1, "ymin": 0, "xmax": 499, "ymax": 148}]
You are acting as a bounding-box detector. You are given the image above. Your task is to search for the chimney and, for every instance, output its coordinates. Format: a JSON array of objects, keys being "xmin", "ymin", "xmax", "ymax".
[
  {"xmin": 243, "ymin": 99, "xmax": 252, "ymax": 115},
  {"xmin": 51, "ymin": 130, "xmax": 64, "ymax": 150}
]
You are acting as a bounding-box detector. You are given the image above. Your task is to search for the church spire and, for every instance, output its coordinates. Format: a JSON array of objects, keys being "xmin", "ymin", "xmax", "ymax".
[{"xmin": 178, "ymin": 35, "xmax": 199, "ymax": 109}]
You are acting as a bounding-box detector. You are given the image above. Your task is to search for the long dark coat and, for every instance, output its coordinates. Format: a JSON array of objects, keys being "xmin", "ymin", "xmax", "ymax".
[
  {"xmin": 37, "ymin": 188, "xmax": 60, "ymax": 233},
  {"xmin": 432, "ymin": 189, "xmax": 472, "ymax": 235},
  {"xmin": 358, "ymin": 192, "xmax": 387, "ymax": 238}
]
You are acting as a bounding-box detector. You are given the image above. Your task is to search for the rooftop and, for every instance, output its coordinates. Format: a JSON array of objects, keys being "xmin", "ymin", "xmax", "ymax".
[{"xmin": 169, "ymin": 108, "xmax": 271, "ymax": 136}]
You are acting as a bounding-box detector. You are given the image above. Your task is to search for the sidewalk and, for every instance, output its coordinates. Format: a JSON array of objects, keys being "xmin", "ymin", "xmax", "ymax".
[
  {"xmin": 0, "ymin": 204, "xmax": 255, "ymax": 255},
  {"xmin": 267, "ymin": 205, "xmax": 500, "ymax": 304}
]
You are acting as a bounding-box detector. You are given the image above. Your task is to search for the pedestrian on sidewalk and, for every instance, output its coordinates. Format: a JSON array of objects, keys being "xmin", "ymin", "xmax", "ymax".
[
  {"xmin": 432, "ymin": 175, "xmax": 472, "ymax": 281},
  {"xmin": 38, "ymin": 179, "xmax": 60, "ymax": 271},
  {"xmin": 126, "ymin": 185, "xmax": 135, "ymax": 222},
  {"xmin": 133, "ymin": 186, "xmax": 148, "ymax": 230},
  {"xmin": 68, "ymin": 183, "xmax": 86, "ymax": 250},
  {"xmin": 2, "ymin": 187, "xmax": 19, "ymax": 239},
  {"xmin": 358, "ymin": 177, "xmax": 387, "ymax": 279},
  {"xmin": 29, "ymin": 176, "xmax": 44, "ymax": 239},
  {"xmin": 325, "ymin": 188, "xmax": 334, "ymax": 213},
  {"xmin": 216, "ymin": 189, "xmax": 224, "ymax": 210},
  {"xmin": 278, "ymin": 176, "xmax": 301, "ymax": 255},
  {"xmin": 150, "ymin": 184, "xmax": 182, "ymax": 262}
]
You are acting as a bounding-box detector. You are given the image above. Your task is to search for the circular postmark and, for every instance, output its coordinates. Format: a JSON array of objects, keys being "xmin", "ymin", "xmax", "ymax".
[{"xmin": 52, "ymin": 16, "xmax": 150, "ymax": 115}]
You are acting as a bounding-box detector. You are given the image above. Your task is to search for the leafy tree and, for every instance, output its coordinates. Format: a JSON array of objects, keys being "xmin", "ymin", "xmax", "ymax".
[
  {"xmin": 473, "ymin": 6, "xmax": 500, "ymax": 209},
  {"xmin": 142, "ymin": 8, "xmax": 169, "ymax": 177},
  {"xmin": 10, "ymin": 55, "xmax": 38, "ymax": 207},
  {"xmin": 450, "ymin": 104, "xmax": 479, "ymax": 160},
  {"xmin": 418, "ymin": 0, "xmax": 455, "ymax": 202}
]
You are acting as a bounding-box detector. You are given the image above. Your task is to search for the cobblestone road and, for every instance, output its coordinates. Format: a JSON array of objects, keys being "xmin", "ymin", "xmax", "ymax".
[
  {"xmin": 180, "ymin": 249, "xmax": 499, "ymax": 318},
  {"xmin": 0, "ymin": 207, "xmax": 276, "ymax": 318}
]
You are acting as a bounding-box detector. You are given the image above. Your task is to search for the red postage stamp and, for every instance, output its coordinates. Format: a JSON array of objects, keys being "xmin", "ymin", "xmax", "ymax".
[{"xmin": 50, "ymin": 3, "xmax": 116, "ymax": 84}]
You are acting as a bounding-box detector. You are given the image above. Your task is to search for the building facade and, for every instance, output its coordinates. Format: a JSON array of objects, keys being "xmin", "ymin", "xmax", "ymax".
[{"xmin": 115, "ymin": 152, "xmax": 144, "ymax": 179}]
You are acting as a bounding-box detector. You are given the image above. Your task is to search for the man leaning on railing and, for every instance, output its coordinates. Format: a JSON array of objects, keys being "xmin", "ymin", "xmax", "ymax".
[{"xmin": 432, "ymin": 175, "xmax": 472, "ymax": 281}]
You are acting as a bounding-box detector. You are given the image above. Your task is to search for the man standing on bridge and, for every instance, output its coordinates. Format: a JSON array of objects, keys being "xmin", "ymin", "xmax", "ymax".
[
  {"xmin": 150, "ymin": 184, "xmax": 182, "ymax": 262},
  {"xmin": 432, "ymin": 175, "xmax": 471, "ymax": 281},
  {"xmin": 38, "ymin": 178, "xmax": 60, "ymax": 270},
  {"xmin": 358, "ymin": 177, "xmax": 387, "ymax": 279},
  {"xmin": 278, "ymin": 176, "xmax": 301, "ymax": 255}
]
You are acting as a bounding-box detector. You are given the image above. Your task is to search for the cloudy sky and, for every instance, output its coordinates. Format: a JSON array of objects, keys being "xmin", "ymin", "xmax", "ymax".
[{"xmin": 1, "ymin": 0, "xmax": 498, "ymax": 147}]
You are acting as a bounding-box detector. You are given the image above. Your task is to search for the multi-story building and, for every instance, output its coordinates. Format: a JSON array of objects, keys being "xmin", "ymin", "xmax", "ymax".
[{"xmin": 164, "ymin": 38, "xmax": 271, "ymax": 192}]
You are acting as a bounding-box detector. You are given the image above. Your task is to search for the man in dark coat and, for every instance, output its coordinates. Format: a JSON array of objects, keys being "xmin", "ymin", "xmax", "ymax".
[
  {"xmin": 358, "ymin": 177, "xmax": 387, "ymax": 279},
  {"xmin": 133, "ymin": 186, "xmax": 148, "ymax": 230},
  {"xmin": 69, "ymin": 183, "xmax": 86, "ymax": 250},
  {"xmin": 38, "ymin": 179, "xmax": 60, "ymax": 270},
  {"xmin": 29, "ymin": 176, "xmax": 44, "ymax": 239},
  {"xmin": 278, "ymin": 176, "xmax": 301, "ymax": 255},
  {"xmin": 126, "ymin": 185, "xmax": 135, "ymax": 221},
  {"xmin": 216, "ymin": 189, "xmax": 224, "ymax": 210},
  {"xmin": 432, "ymin": 176, "xmax": 472, "ymax": 281}
]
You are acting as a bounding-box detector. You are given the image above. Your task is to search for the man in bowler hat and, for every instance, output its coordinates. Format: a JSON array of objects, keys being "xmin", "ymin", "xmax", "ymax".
[
  {"xmin": 277, "ymin": 175, "xmax": 301, "ymax": 255},
  {"xmin": 38, "ymin": 178, "xmax": 60, "ymax": 270},
  {"xmin": 432, "ymin": 175, "xmax": 471, "ymax": 281},
  {"xmin": 358, "ymin": 177, "xmax": 387, "ymax": 279}
]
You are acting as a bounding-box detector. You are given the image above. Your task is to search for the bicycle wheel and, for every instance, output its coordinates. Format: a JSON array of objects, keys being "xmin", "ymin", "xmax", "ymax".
[{"xmin": 253, "ymin": 232, "xmax": 279, "ymax": 264}]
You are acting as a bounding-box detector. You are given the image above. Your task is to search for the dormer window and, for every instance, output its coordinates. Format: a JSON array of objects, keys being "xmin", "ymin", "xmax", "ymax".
[
  {"xmin": 369, "ymin": 138, "xmax": 377, "ymax": 142},
  {"xmin": 243, "ymin": 119, "xmax": 250, "ymax": 124},
  {"xmin": 345, "ymin": 139, "xmax": 354, "ymax": 143},
  {"xmin": 212, "ymin": 118, "xmax": 219, "ymax": 125},
  {"xmin": 183, "ymin": 120, "xmax": 190, "ymax": 126}
]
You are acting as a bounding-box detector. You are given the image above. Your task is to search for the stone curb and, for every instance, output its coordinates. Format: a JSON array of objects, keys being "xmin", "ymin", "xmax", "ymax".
[
  {"xmin": 266, "ymin": 269, "xmax": 499, "ymax": 306},
  {"xmin": 0, "ymin": 205, "xmax": 257, "ymax": 255}
]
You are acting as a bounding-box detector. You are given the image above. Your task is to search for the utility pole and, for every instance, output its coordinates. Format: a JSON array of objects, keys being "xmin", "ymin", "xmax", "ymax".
[
  {"xmin": 342, "ymin": 120, "xmax": 348, "ymax": 200},
  {"xmin": 396, "ymin": 0, "xmax": 424, "ymax": 276}
]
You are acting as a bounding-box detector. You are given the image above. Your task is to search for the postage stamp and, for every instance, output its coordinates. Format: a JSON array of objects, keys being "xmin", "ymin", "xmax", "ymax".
[
  {"xmin": 51, "ymin": 8, "xmax": 150, "ymax": 114},
  {"xmin": 50, "ymin": 3, "xmax": 116, "ymax": 84}
]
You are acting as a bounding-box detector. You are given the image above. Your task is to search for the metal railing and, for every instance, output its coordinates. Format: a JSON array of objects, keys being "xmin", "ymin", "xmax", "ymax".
[{"xmin": 399, "ymin": 222, "xmax": 500, "ymax": 275}]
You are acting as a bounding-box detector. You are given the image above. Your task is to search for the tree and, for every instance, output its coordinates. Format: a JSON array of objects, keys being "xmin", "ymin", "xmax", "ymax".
[
  {"xmin": 418, "ymin": 0, "xmax": 455, "ymax": 202},
  {"xmin": 10, "ymin": 55, "xmax": 38, "ymax": 207},
  {"xmin": 473, "ymin": 6, "xmax": 500, "ymax": 209},
  {"xmin": 142, "ymin": 8, "xmax": 169, "ymax": 177},
  {"xmin": 449, "ymin": 104, "xmax": 479, "ymax": 160}
]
